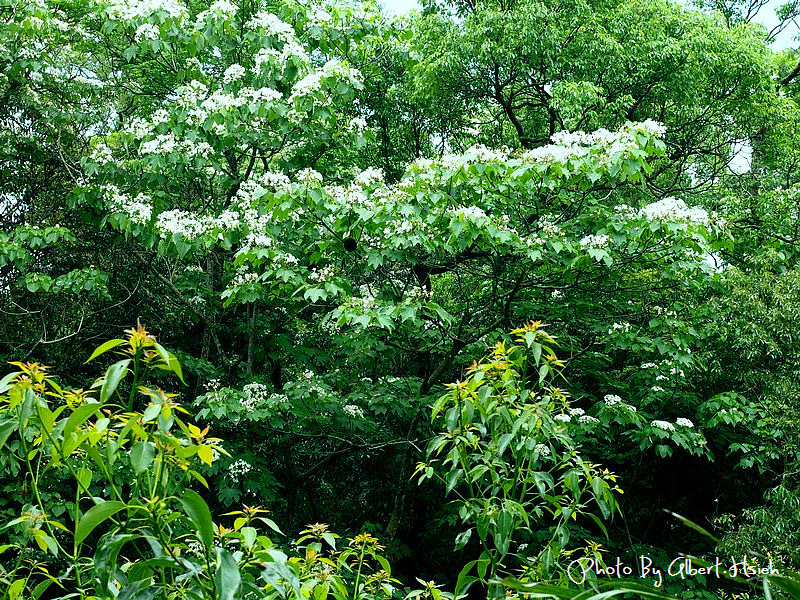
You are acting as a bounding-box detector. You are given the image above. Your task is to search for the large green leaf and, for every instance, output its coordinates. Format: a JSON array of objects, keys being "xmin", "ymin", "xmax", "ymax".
[
  {"xmin": 0, "ymin": 418, "xmax": 16, "ymax": 452},
  {"xmin": 85, "ymin": 338, "xmax": 126, "ymax": 363},
  {"xmin": 215, "ymin": 548, "xmax": 241, "ymax": 600},
  {"xmin": 180, "ymin": 489, "xmax": 214, "ymax": 549},
  {"xmin": 130, "ymin": 441, "xmax": 155, "ymax": 474},
  {"xmin": 99, "ymin": 359, "xmax": 131, "ymax": 403},
  {"xmin": 75, "ymin": 500, "xmax": 127, "ymax": 544}
]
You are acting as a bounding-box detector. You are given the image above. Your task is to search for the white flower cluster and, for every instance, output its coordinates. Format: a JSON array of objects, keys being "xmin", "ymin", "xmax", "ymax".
[
  {"xmin": 676, "ymin": 418, "xmax": 694, "ymax": 428},
  {"xmin": 461, "ymin": 144, "xmax": 510, "ymax": 163},
  {"xmin": 105, "ymin": 0, "xmax": 188, "ymax": 20},
  {"xmin": 288, "ymin": 59, "xmax": 361, "ymax": 106},
  {"xmin": 349, "ymin": 295, "xmax": 377, "ymax": 311},
  {"xmin": 342, "ymin": 404, "xmax": 365, "ymax": 419},
  {"xmin": 580, "ymin": 234, "xmax": 612, "ymax": 250},
  {"xmin": 355, "ymin": 168, "xmax": 384, "ymax": 187},
  {"xmin": 406, "ymin": 286, "xmax": 431, "ymax": 302},
  {"xmin": 139, "ymin": 133, "xmax": 213, "ymax": 158},
  {"xmin": 534, "ymin": 443, "xmax": 551, "ymax": 456},
  {"xmin": 609, "ymin": 322, "xmax": 631, "ymax": 334},
  {"xmin": 348, "ymin": 117, "xmax": 367, "ymax": 133},
  {"xmin": 103, "ymin": 185, "xmax": 153, "ymax": 225},
  {"xmin": 155, "ymin": 209, "xmax": 215, "ymax": 239},
  {"xmin": 186, "ymin": 540, "xmax": 203, "ymax": 556},
  {"xmin": 231, "ymin": 270, "xmax": 258, "ymax": 287},
  {"xmin": 242, "ymin": 382, "xmax": 269, "ymax": 411},
  {"xmin": 89, "ymin": 142, "xmax": 115, "ymax": 164},
  {"xmin": 262, "ymin": 172, "xmax": 292, "ymax": 192},
  {"xmin": 651, "ymin": 420, "xmax": 675, "ymax": 432},
  {"xmin": 267, "ymin": 393, "xmax": 289, "ymax": 410},
  {"xmin": 554, "ymin": 413, "xmax": 571, "ymax": 423},
  {"xmin": 296, "ymin": 168, "xmax": 322, "ymax": 185},
  {"xmin": 240, "ymin": 87, "xmax": 283, "ymax": 104},
  {"xmin": 519, "ymin": 121, "xmax": 663, "ymax": 165},
  {"xmin": 228, "ymin": 459, "xmax": 252, "ymax": 481},
  {"xmin": 253, "ymin": 48, "xmax": 281, "ymax": 72},
  {"xmin": 194, "ymin": 0, "xmax": 237, "ymax": 29},
  {"xmin": 308, "ymin": 265, "xmax": 335, "ymax": 283},
  {"xmin": 222, "ymin": 63, "xmax": 246, "ymax": 85},
  {"xmin": 579, "ymin": 415, "xmax": 600, "ymax": 424},
  {"xmin": 247, "ymin": 10, "xmax": 295, "ymax": 39},
  {"xmin": 638, "ymin": 198, "xmax": 710, "ymax": 226},
  {"xmin": 134, "ymin": 23, "xmax": 160, "ymax": 41},
  {"xmin": 604, "ymin": 394, "xmax": 623, "ymax": 406},
  {"xmin": 569, "ymin": 407, "xmax": 585, "ymax": 416},
  {"xmin": 538, "ymin": 218, "xmax": 563, "ymax": 237},
  {"xmin": 448, "ymin": 205, "xmax": 488, "ymax": 222}
]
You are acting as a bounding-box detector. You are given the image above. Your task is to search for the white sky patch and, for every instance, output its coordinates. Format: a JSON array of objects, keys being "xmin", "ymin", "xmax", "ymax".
[
  {"xmin": 380, "ymin": 0, "xmax": 420, "ymax": 16},
  {"xmin": 729, "ymin": 141, "xmax": 753, "ymax": 174}
]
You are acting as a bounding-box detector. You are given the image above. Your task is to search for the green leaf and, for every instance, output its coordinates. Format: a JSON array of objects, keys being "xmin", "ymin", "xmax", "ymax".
[
  {"xmin": 664, "ymin": 510, "xmax": 720, "ymax": 543},
  {"xmin": 0, "ymin": 418, "xmax": 16, "ymax": 452},
  {"xmin": 75, "ymin": 500, "xmax": 127, "ymax": 544},
  {"xmin": 76, "ymin": 466, "xmax": 92, "ymax": 492},
  {"xmin": 8, "ymin": 579, "xmax": 25, "ymax": 600},
  {"xmin": 100, "ymin": 359, "xmax": 131, "ymax": 403},
  {"xmin": 181, "ymin": 489, "xmax": 214, "ymax": 549},
  {"xmin": 85, "ymin": 339, "xmax": 126, "ymax": 363},
  {"xmin": 445, "ymin": 468, "xmax": 462, "ymax": 494},
  {"xmin": 130, "ymin": 441, "xmax": 156, "ymax": 474},
  {"xmin": 63, "ymin": 402, "xmax": 104, "ymax": 441},
  {"xmin": 118, "ymin": 579, "xmax": 156, "ymax": 600},
  {"xmin": 0, "ymin": 370, "xmax": 21, "ymax": 394},
  {"xmin": 215, "ymin": 548, "xmax": 242, "ymax": 600}
]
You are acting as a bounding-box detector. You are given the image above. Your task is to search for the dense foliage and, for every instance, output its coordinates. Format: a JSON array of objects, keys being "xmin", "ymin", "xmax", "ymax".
[{"xmin": 4, "ymin": 0, "xmax": 800, "ymax": 597}]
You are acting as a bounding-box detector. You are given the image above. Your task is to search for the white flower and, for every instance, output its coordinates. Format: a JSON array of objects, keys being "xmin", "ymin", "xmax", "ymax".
[
  {"xmin": 248, "ymin": 11, "xmax": 295, "ymax": 39},
  {"xmin": 676, "ymin": 418, "xmax": 694, "ymax": 428},
  {"xmin": 241, "ymin": 382, "xmax": 269, "ymax": 411},
  {"xmin": 103, "ymin": 185, "xmax": 153, "ymax": 225},
  {"xmin": 134, "ymin": 23, "xmax": 160, "ymax": 41},
  {"xmin": 638, "ymin": 198, "xmax": 709, "ymax": 226},
  {"xmin": 348, "ymin": 116, "xmax": 367, "ymax": 133},
  {"xmin": 354, "ymin": 168, "xmax": 384, "ymax": 187},
  {"xmin": 223, "ymin": 64, "xmax": 246, "ymax": 85},
  {"xmin": 228, "ymin": 459, "xmax": 252, "ymax": 481},
  {"xmin": 604, "ymin": 394, "xmax": 622, "ymax": 406},
  {"xmin": 580, "ymin": 234, "xmax": 612, "ymax": 250},
  {"xmin": 534, "ymin": 443, "xmax": 551, "ymax": 456},
  {"xmin": 569, "ymin": 408, "xmax": 585, "ymax": 416},
  {"xmin": 651, "ymin": 420, "xmax": 675, "ymax": 432},
  {"xmin": 106, "ymin": 0, "xmax": 188, "ymax": 20},
  {"xmin": 342, "ymin": 404, "xmax": 365, "ymax": 419},
  {"xmin": 155, "ymin": 209, "xmax": 214, "ymax": 239},
  {"xmin": 609, "ymin": 322, "xmax": 630, "ymax": 334},
  {"xmin": 297, "ymin": 168, "xmax": 323, "ymax": 185},
  {"xmin": 194, "ymin": 0, "xmax": 237, "ymax": 28},
  {"xmin": 554, "ymin": 413, "xmax": 571, "ymax": 423},
  {"xmin": 578, "ymin": 415, "xmax": 599, "ymax": 424},
  {"xmin": 308, "ymin": 265, "xmax": 335, "ymax": 283}
]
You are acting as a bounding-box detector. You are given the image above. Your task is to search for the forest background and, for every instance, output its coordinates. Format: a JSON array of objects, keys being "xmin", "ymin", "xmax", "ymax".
[{"xmin": 4, "ymin": 0, "xmax": 800, "ymax": 597}]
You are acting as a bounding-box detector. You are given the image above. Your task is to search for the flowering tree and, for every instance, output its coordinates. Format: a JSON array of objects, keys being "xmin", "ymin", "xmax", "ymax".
[{"xmin": 2, "ymin": 0, "xmax": 781, "ymax": 588}]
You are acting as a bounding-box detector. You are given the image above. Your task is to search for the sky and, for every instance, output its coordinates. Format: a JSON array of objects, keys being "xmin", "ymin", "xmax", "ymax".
[
  {"xmin": 379, "ymin": 0, "xmax": 797, "ymax": 50},
  {"xmin": 379, "ymin": 0, "xmax": 419, "ymax": 16}
]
